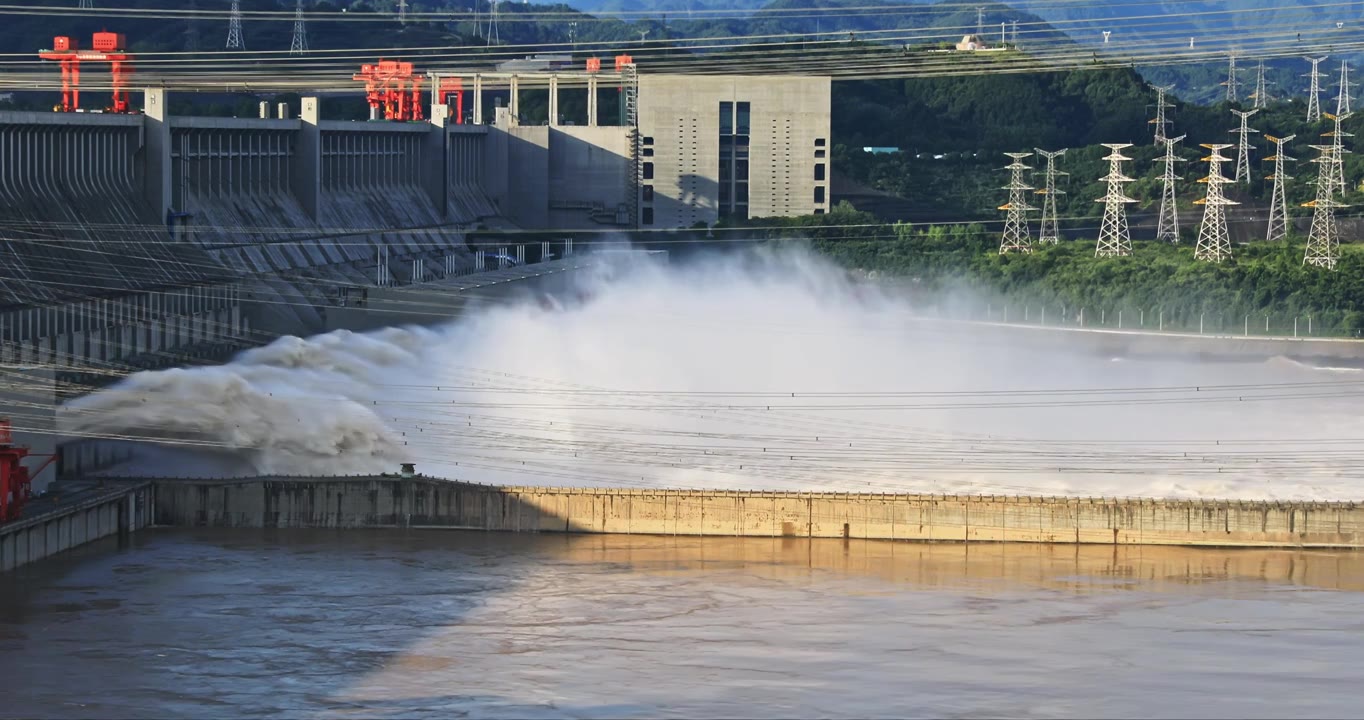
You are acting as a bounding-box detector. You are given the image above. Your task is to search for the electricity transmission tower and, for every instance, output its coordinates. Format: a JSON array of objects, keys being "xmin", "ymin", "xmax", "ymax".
[
  {"xmin": 1337, "ymin": 60, "xmax": 1354, "ymax": 115},
  {"xmin": 1223, "ymin": 53, "xmax": 1239, "ymax": 102},
  {"xmin": 1095, "ymin": 144, "xmax": 1137, "ymax": 257},
  {"xmin": 998, "ymin": 152, "xmax": 1036, "ymax": 254},
  {"xmin": 183, "ymin": 0, "xmax": 201, "ymax": 51},
  {"xmin": 1194, "ymin": 144, "xmax": 1237, "ymax": 263},
  {"xmin": 1304, "ymin": 144, "xmax": 1347, "ymax": 269},
  {"xmin": 1229, "ymin": 108, "xmax": 1260, "ymax": 183},
  {"xmin": 1155, "ymin": 134, "xmax": 1187, "ymax": 243},
  {"xmin": 1305, "ymin": 56, "xmax": 1328, "ymax": 123},
  {"xmin": 1324, "ymin": 111, "xmax": 1352, "ymax": 196},
  {"xmin": 290, "ymin": 0, "xmax": 308, "ymax": 54},
  {"xmin": 1150, "ymin": 85, "xmax": 1174, "ymax": 145},
  {"xmin": 1250, "ymin": 61, "xmax": 1271, "ymax": 108},
  {"xmin": 976, "ymin": 7, "xmax": 985, "ymax": 38},
  {"xmin": 1265, "ymin": 134, "xmax": 1297, "ymax": 242},
  {"xmin": 79, "ymin": 0, "xmax": 92, "ymax": 8},
  {"xmin": 486, "ymin": 0, "xmax": 500, "ymax": 45},
  {"xmin": 226, "ymin": 0, "xmax": 244, "ymax": 49},
  {"xmin": 398, "ymin": 0, "xmax": 408, "ymax": 23},
  {"xmin": 1035, "ymin": 148, "xmax": 1067, "ymax": 244}
]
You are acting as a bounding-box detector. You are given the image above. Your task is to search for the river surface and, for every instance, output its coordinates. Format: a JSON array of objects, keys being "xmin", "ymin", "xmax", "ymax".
[{"xmin": 3, "ymin": 530, "xmax": 1364, "ymax": 719}]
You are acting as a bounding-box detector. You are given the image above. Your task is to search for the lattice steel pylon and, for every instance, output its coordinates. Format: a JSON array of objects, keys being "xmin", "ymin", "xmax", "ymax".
[
  {"xmin": 1265, "ymin": 134, "xmax": 1297, "ymax": 242},
  {"xmin": 1250, "ymin": 60, "xmax": 1271, "ymax": 109},
  {"xmin": 1304, "ymin": 144, "xmax": 1348, "ymax": 269},
  {"xmin": 1337, "ymin": 60, "xmax": 1354, "ymax": 116},
  {"xmin": 1229, "ymin": 108, "xmax": 1260, "ymax": 183},
  {"xmin": 1323, "ymin": 112, "xmax": 1353, "ymax": 197},
  {"xmin": 1094, "ymin": 143, "xmax": 1137, "ymax": 257},
  {"xmin": 1194, "ymin": 144, "xmax": 1238, "ymax": 263},
  {"xmin": 1222, "ymin": 53, "xmax": 1239, "ymax": 102},
  {"xmin": 998, "ymin": 152, "xmax": 1036, "ymax": 253},
  {"xmin": 79, "ymin": 0, "xmax": 92, "ymax": 8},
  {"xmin": 1149, "ymin": 84, "xmax": 1174, "ymax": 145},
  {"xmin": 1034, "ymin": 148, "xmax": 1067, "ymax": 244},
  {"xmin": 226, "ymin": 0, "xmax": 244, "ymax": 50},
  {"xmin": 290, "ymin": 0, "xmax": 308, "ymax": 55},
  {"xmin": 1305, "ymin": 56, "xmax": 1328, "ymax": 123},
  {"xmin": 1155, "ymin": 134, "xmax": 1187, "ymax": 243}
]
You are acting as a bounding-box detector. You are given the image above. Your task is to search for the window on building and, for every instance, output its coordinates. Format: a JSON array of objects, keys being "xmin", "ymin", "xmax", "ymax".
[
  {"xmin": 643, "ymin": 147, "xmax": 654, "ymax": 157},
  {"xmin": 814, "ymin": 187, "xmax": 826, "ymax": 204},
  {"xmin": 814, "ymin": 208, "xmax": 825, "ymax": 215},
  {"xmin": 814, "ymin": 163, "xmax": 826, "ymax": 182},
  {"xmin": 642, "ymin": 162, "xmax": 654, "ymax": 180},
  {"xmin": 815, "ymin": 149, "xmax": 826, "ymax": 159},
  {"xmin": 642, "ymin": 136, "xmax": 655, "ymax": 145},
  {"xmin": 642, "ymin": 185, "xmax": 654, "ymax": 202},
  {"xmin": 642, "ymin": 207, "xmax": 654, "ymax": 225},
  {"xmin": 718, "ymin": 100, "xmax": 751, "ymax": 220},
  {"xmin": 815, "ymin": 138, "xmax": 827, "ymax": 147}
]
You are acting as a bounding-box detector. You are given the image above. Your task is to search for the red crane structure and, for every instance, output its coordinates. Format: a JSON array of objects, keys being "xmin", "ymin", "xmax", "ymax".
[
  {"xmin": 38, "ymin": 33, "xmax": 135, "ymax": 114},
  {"xmin": 0, "ymin": 419, "xmax": 56, "ymax": 524},
  {"xmin": 353, "ymin": 60, "xmax": 425, "ymax": 122}
]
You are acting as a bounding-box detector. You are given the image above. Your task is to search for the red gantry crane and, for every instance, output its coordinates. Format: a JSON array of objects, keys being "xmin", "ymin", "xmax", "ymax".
[
  {"xmin": 0, "ymin": 419, "xmax": 56, "ymax": 524},
  {"xmin": 353, "ymin": 60, "xmax": 425, "ymax": 121},
  {"xmin": 38, "ymin": 32, "xmax": 135, "ymax": 114}
]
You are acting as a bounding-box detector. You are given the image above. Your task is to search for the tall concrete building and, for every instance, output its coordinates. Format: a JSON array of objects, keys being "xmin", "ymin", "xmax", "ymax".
[{"xmin": 637, "ymin": 75, "xmax": 832, "ymax": 228}]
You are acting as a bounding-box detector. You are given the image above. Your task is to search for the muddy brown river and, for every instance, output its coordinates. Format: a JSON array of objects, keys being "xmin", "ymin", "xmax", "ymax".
[{"xmin": 3, "ymin": 530, "xmax": 1363, "ymax": 718}]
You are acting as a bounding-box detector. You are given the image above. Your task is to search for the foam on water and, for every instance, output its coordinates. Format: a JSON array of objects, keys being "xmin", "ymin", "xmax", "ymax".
[{"xmin": 60, "ymin": 247, "xmax": 1364, "ymax": 500}]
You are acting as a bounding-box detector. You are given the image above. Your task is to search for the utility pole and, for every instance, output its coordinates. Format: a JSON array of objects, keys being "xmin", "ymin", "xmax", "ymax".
[
  {"xmin": 976, "ymin": 7, "xmax": 985, "ymax": 38},
  {"xmin": 226, "ymin": 0, "xmax": 244, "ymax": 50},
  {"xmin": 1155, "ymin": 134, "xmax": 1187, "ymax": 243},
  {"xmin": 1337, "ymin": 60, "xmax": 1354, "ymax": 116},
  {"xmin": 1010, "ymin": 20, "xmax": 1018, "ymax": 48},
  {"xmin": 1223, "ymin": 53, "xmax": 1239, "ymax": 103},
  {"xmin": 1035, "ymin": 148, "xmax": 1068, "ymax": 244},
  {"xmin": 1304, "ymin": 144, "xmax": 1346, "ymax": 269},
  {"xmin": 999, "ymin": 152, "xmax": 1036, "ymax": 254},
  {"xmin": 1229, "ymin": 108, "xmax": 1260, "ymax": 183},
  {"xmin": 1324, "ymin": 111, "xmax": 1352, "ymax": 196},
  {"xmin": 1250, "ymin": 60, "xmax": 1270, "ymax": 109},
  {"xmin": 1265, "ymin": 134, "xmax": 1296, "ymax": 243},
  {"xmin": 1095, "ymin": 143, "xmax": 1137, "ymax": 257},
  {"xmin": 290, "ymin": 0, "xmax": 308, "ymax": 55},
  {"xmin": 1150, "ymin": 84, "xmax": 1174, "ymax": 145},
  {"xmin": 1305, "ymin": 56, "xmax": 1328, "ymax": 123},
  {"xmin": 1194, "ymin": 144, "xmax": 1238, "ymax": 263}
]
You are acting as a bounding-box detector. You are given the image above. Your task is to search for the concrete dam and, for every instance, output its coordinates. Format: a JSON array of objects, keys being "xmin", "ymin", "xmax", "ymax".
[{"xmin": 8, "ymin": 475, "xmax": 1361, "ymax": 570}]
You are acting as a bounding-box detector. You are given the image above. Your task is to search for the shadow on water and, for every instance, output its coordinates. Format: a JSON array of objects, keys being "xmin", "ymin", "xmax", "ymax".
[{"xmin": 4, "ymin": 530, "xmax": 1364, "ymax": 718}]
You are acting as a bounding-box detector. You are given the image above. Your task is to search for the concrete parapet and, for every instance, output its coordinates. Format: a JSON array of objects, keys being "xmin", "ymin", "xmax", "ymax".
[
  {"xmin": 0, "ymin": 482, "xmax": 153, "ymax": 572},
  {"xmin": 141, "ymin": 476, "xmax": 1364, "ymax": 549}
]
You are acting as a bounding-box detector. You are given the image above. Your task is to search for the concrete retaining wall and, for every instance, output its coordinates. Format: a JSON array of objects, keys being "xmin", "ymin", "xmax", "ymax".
[
  {"xmin": 146, "ymin": 476, "xmax": 1364, "ymax": 549},
  {"xmin": 0, "ymin": 482, "xmax": 153, "ymax": 571}
]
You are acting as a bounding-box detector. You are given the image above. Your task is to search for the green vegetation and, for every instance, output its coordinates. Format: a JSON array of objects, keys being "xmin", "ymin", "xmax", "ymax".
[{"xmin": 742, "ymin": 203, "xmax": 1364, "ymax": 337}]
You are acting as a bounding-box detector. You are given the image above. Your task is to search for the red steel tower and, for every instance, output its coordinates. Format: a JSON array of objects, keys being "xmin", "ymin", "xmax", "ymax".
[{"xmin": 38, "ymin": 32, "xmax": 135, "ymax": 113}]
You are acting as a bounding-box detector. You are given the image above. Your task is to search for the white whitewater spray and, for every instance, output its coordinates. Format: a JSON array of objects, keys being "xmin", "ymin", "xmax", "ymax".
[{"xmin": 60, "ymin": 246, "xmax": 1364, "ymax": 500}]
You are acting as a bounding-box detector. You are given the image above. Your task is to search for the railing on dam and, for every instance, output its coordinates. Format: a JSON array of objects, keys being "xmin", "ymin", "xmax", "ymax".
[
  {"xmin": 0, "ymin": 481, "xmax": 153, "ymax": 572},
  {"xmin": 145, "ymin": 476, "xmax": 1364, "ymax": 549}
]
